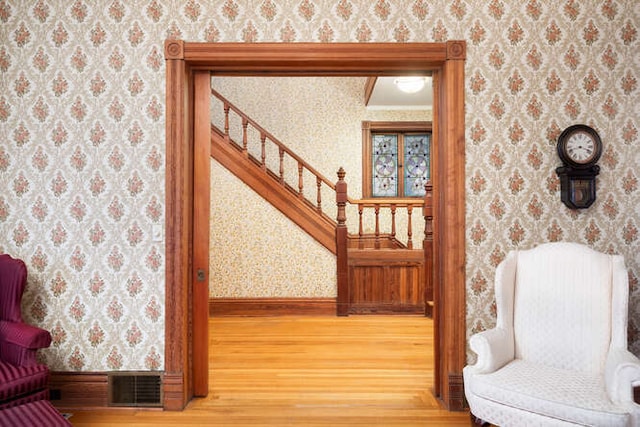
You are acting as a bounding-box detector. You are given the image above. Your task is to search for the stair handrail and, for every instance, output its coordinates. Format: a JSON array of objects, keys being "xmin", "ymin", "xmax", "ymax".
[{"xmin": 211, "ymin": 89, "xmax": 337, "ymax": 200}]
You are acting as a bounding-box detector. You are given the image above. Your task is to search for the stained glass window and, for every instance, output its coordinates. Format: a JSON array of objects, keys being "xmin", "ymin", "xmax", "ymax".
[
  {"xmin": 370, "ymin": 132, "xmax": 430, "ymax": 198},
  {"xmin": 372, "ymin": 134, "xmax": 398, "ymax": 197},
  {"xmin": 403, "ymin": 134, "xmax": 430, "ymax": 197}
]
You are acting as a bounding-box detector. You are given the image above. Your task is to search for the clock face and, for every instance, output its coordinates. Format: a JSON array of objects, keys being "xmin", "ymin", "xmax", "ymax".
[
  {"xmin": 565, "ymin": 131, "xmax": 596, "ymax": 164},
  {"xmin": 557, "ymin": 124, "xmax": 602, "ymax": 168}
]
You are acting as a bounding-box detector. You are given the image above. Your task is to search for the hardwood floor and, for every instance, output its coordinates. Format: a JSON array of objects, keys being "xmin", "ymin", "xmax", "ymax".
[{"xmin": 66, "ymin": 315, "xmax": 470, "ymax": 426}]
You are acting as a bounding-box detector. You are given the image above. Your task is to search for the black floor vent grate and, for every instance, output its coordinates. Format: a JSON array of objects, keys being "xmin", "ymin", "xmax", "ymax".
[{"xmin": 108, "ymin": 372, "xmax": 162, "ymax": 407}]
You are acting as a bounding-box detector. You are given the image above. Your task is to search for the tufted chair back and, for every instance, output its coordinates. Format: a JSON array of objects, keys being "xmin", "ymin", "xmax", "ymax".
[
  {"xmin": 0, "ymin": 254, "xmax": 28, "ymax": 323},
  {"xmin": 513, "ymin": 242, "xmax": 623, "ymax": 373}
]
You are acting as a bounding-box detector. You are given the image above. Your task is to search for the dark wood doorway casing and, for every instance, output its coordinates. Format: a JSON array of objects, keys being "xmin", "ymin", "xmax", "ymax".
[{"xmin": 164, "ymin": 41, "xmax": 466, "ymax": 411}]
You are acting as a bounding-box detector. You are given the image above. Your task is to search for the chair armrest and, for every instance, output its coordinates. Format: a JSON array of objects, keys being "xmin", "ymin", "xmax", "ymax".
[
  {"xmin": 0, "ymin": 320, "xmax": 52, "ymax": 350},
  {"xmin": 467, "ymin": 327, "xmax": 514, "ymax": 375},
  {"xmin": 605, "ymin": 347, "xmax": 640, "ymax": 404}
]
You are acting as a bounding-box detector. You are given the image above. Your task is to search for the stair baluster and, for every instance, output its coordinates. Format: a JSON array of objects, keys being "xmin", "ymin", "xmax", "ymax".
[
  {"xmin": 223, "ymin": 104, "xmax": 230, "ymax": 140},
  {"xmin": 407, "ymin": 205, "xmax": 413, "ymax": 249},
  {"xmin": 390, "ymin": 204, "xmax": 397, "ymax": 241},
  {"xmin": 278, "ymin": 147, "xmax": 285, "ymax": 184},
  {"xmin": 241, "ymin": 118, "xmax": 248, "ymax": 154},
  {"xmin": 374, "ymin": 204, "xmax": 381, "ymax": 249},
  {"xmin": 260, "ymin": 133, "xmax": 266, "ymax": 171},
  {"xmin": 358, "ymin": 205, "xmax": 364, "ymax": 249},
  {"xmin": 316, "ymin": 177, "xmax": 322, "ymax": 212},
  {"xmin": 297, "ymin": 163, "xmax": 304, "ymax": 198}
]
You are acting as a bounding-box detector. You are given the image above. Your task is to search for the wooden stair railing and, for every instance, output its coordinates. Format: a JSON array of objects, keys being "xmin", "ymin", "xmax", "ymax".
[
  {"xmin": 210, "ymin": 88, "xmax": 433, "ymax": 316},
  {"xmin": 336, "ymin": 169, "xmax": 434, "ymax": 316},
  {"xmin": 211, "ymin": 88, "xmax": 338, "ymax": 253},
  {"xmin": 350, "ymin": 198, "xmax": 425, "ymax": 249},
  {"xmin": 210, "ymin": 125, "xmax": 338, "ymax": 253},
  {"xmin": 212, "ymin": 89, "xmax": 337, "ymax": 212}
]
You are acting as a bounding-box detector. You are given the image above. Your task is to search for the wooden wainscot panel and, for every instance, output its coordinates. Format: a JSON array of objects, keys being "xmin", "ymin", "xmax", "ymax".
[
  {"xmin": 50, "ymin": 372, "xmax": 109, "ymax": 409},
  {"xmin": 448, "ymin": 372, "xmax": 468, "ymax": 411},
  {"xmin": 162, "ymin": 372, "xmax": 186, "ymax": 411},
  {"xmin": 348, "ymin": 249, "xmax": 425, "ymax": 314}
]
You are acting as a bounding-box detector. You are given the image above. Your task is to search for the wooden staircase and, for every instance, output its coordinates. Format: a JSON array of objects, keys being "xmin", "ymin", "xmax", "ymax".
[
  {"xmin": 209, "ymin": 88, "xmax": 434, "ymax": 316},
  {"xmin": 211, "ymin": 125, "xmax": 337, "ymax": 254}
]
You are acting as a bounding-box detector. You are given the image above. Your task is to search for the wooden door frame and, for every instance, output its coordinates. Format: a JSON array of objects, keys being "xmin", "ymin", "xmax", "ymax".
[{"xmin": 164, "ymin": 40, "xmax": 467, "ymax": 411}]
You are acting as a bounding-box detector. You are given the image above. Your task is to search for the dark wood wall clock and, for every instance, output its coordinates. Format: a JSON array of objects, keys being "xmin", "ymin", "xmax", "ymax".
[{"xmin": 555, "ymin": 124, "xmax": 602, "ymax": 209}]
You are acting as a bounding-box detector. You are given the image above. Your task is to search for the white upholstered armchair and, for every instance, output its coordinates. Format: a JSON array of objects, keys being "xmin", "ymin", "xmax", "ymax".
[{"xmin": 464, "ymin": 242, "xmax": 640, "ymax": 426}]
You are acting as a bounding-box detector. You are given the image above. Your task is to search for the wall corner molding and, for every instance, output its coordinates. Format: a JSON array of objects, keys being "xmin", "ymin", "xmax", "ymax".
[
  {"xmin": 162, "ymin": 372, "xmax": 188, "ymax": 411},
  {"xmin": 165, "ymin": 39, "xmax": 184, "ymax": 60},
  {"xmin": 447, "ymin": 372, "xmax": 467, "ymax": 411},
  {"xmin": 446, "ymin": 40, "xmax": 466, "ymax": 60}
]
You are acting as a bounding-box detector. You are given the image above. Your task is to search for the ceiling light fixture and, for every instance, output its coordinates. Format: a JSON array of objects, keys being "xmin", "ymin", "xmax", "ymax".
[{"xmin": 394, "ymin": 77, "xmax": 426, "ymax": 94}]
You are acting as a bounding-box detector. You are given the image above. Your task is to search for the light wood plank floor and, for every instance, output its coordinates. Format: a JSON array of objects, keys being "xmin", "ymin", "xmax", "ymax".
[{"xmin": 67, "ymin": 315, "xmax": 470, "ymax": 426}]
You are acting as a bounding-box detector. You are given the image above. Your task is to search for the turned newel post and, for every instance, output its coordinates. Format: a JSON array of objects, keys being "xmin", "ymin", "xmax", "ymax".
[
  {"xmin": 336, "ymin": 168, "xmax": 349, "ymax": 316},
  {"xmin": 423, "ymin": 181, "xmax": 434, "ymax": 318}
]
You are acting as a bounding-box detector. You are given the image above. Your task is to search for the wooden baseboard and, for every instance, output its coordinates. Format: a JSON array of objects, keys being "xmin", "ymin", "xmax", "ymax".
[
  {"xmin": 448, "ymin": 372, "xmax": 467, "ymax": 411},
  {"xmin": 349, "ymin": 303, "xmax": 425, "ymax": 315},
  {"xmin": 162, "ymin": 372, "xmax": 187, "ymax": 411},
  {"xmin": 50, "ymin": 371, "xmax": 109, "ymax": 409},
  {"xmin": 209, "ymin": 298, "xmax": 336, "ymax": 316},
  {"xmin": 51, "ymin": 371, "xmax": 176, "ymax": 411}
]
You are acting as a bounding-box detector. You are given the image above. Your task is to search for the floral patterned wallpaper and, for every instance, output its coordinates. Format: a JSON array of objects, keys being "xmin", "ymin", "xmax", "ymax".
[{"xmin": 0, "ymin": 0, "xmax": 638, "ymax": 372}]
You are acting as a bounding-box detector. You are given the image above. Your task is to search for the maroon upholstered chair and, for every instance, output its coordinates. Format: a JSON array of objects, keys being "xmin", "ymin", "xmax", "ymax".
[
  {"xmin": 0, "ymin": 254, "xmax": 52, "ymax": 410},
  {"xmin": 0, "ymin": 399, "xmax": 72, "ymax": 426}
]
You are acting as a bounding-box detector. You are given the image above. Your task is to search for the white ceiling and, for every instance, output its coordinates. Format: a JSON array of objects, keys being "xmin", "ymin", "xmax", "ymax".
[
  {"xmin": 211, "ymin": 76, "xmax": 433, "ymax": 111},
  {"xmin": 366, "ymin": 76, "xmax": 433, "ymax": 110}
]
